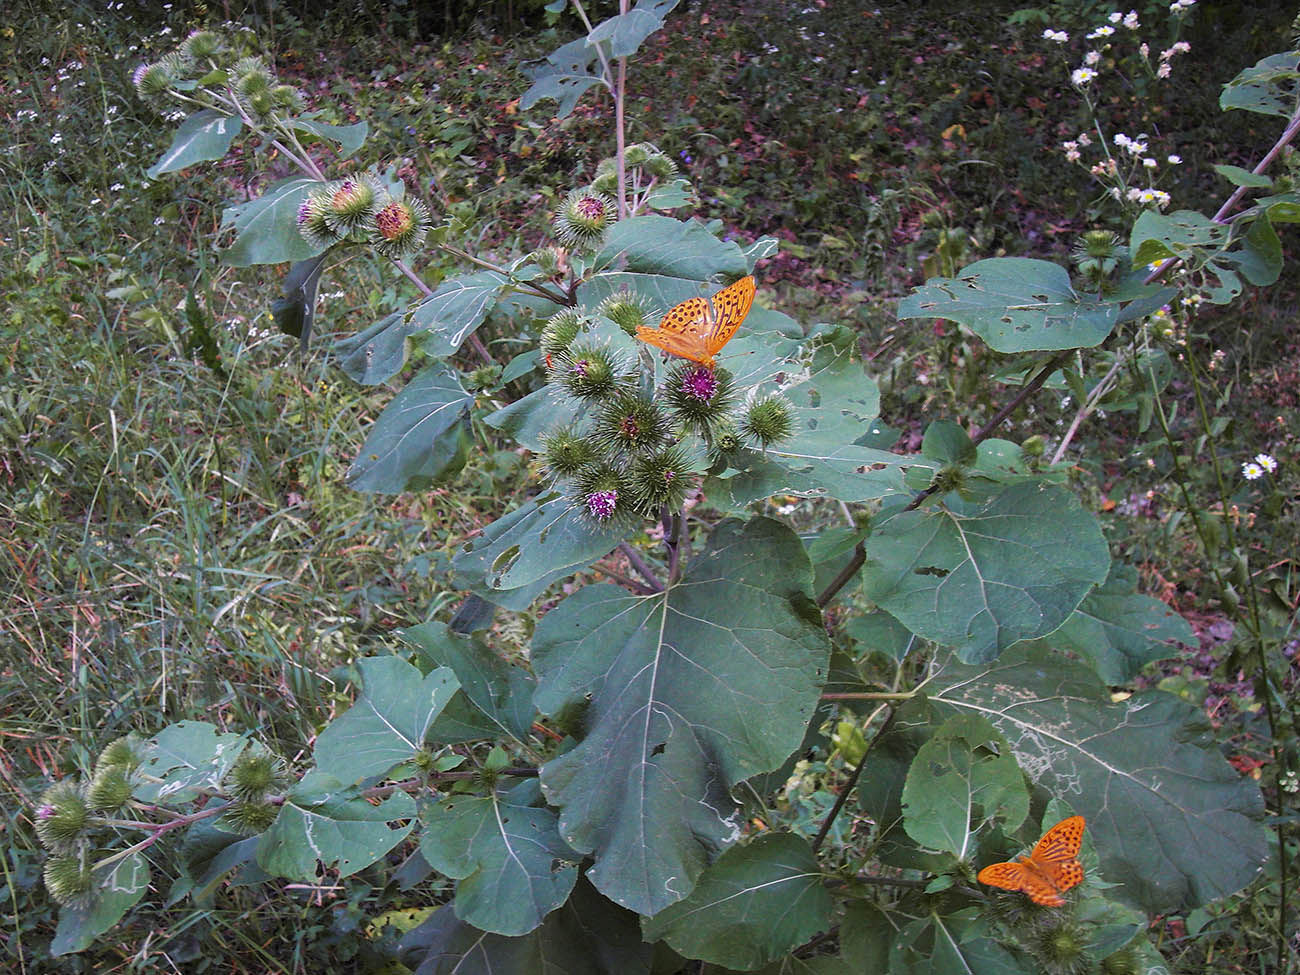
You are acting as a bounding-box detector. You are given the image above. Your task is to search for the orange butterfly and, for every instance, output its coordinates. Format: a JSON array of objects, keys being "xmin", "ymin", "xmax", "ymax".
[
  {"xmin": 977, "ymin": 815, "xmax": 1086, "ymax": 907},
  {"xmin": 634, "ymin": 275, "xmax": 755, "ymax": 370}
]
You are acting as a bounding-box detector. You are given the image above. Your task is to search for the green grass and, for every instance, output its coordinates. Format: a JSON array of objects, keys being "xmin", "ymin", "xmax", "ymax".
[{"xmin": 2, "ymin": 0, "xmax": 1298, "ymax": 970}]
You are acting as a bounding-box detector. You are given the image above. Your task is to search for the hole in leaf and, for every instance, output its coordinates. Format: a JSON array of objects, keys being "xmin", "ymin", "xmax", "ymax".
[
  {"xmin": 650, "ymin": 742, "xmax": 667, "ymax": 757},
  {"xmin": 914, "ymin": 565, "xmax": 950, "ymax": 577}
]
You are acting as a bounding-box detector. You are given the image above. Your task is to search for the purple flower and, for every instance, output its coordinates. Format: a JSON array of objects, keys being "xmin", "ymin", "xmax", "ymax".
[
  {"xmin": 680, "ymin": 366, "xmax": 719, "ymax": 401},
  {"xmin": 586, "ymin": 489, "xmax": 619, "ymax": 521},
  {"xmin": 37, "ymin": 804, "xmax": 55, "ymax": 820}
]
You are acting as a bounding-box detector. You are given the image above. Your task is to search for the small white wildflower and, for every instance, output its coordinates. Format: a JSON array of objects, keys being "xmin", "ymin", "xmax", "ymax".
[
  {"xmin": 1088, "ymin": 24, "xmax": 1116, "ymax": 38},
  {"xmin": 49, "ymin": 132, "xmax": 62, "ymax": 145},
  {"xmin": 153, "ymin": 216, "xmax": 166, "ymax": 226},
  {"xmin": 1167, "ymin": 154, "xmax": 1182, "ymax": 164},
  {"xmin": 1126, "ymin": 139, "xmax": 1148, "ymax": 155},
  {"xmin": 1123, "ymin": 11, "xmax": 1139, "ymax": 28},
  {"xmin": 1143, "ymin": 157, "xmax": 1158, "ymax": 168},
  {"xmin": 1157, "ymin": 62, "xmax": 1172, "ymax": 78},
  {"xmin": 1063, "ymin": 140, "xmax": 1078, "ymax": 151},
  {"xmin": 1085, "ymin": 50, "xmax": 1101, "ymax": 65},
  {"xmin": 1255, "ymin": 453, "xmax": 1278, "ymax": 474},
  {"xmin": 1043, "ymin": 28, "xmax": 1070, "ymax": 42},
  {"xmin": 1066, "ymin": 148, "xmax": 1081, "ymax": 162},
  {"xmin": 1077, "ymin": 132, "xmax": 1092, "ymax": 146},
  {"xmin": 1242, "ymin": 461, "xmax": 1265, "ymax": 480},
  {"xmin": 110, "ymin": 182, "xmax": 124, "ymax": 192},
  {"xmin": 1072, "ymin": 67, "xmax": 1098, "ymax": 85},
  {"xmin": 89, "ymin": 197, "xmax": 101, "ymax": 205},
  {"xmin": 1108, "ymin": 11, "xmax": 1123, "ymax": 23},
  {"xmin": 1114, "ymin": 133, "xmax": 1132, "ymax": 147},
  {"xmin": 1127, "ymin": 187, "xmax": 1145, "ymax": 202}
]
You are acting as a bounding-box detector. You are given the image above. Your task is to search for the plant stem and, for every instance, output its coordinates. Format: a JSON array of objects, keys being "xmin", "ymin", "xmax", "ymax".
[
  {"xmin": 816, "ymin": 350, "xmax": 1069, "ymax": 608},
  {"xmin": 811, "ymin": 702, "xmax": 891, "ymax": 854},
  {"xmin": 618, "ymin": 541, "xmax": 665, "ymax": 592}
]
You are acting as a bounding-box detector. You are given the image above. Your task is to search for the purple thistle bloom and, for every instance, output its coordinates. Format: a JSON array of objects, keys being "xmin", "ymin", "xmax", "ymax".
[
  {"xmin": 586, "ymin": 489, "xmax": 619, "ymax": 521},
  {"xmin": 570, "ymin": 358, "xmax": 589, "ymax": 377},
  {"xmin": 296, "ymin": 199, "xmax": 313, "ymax": 225},
  {"xmin": 132, "ymin": 64, "xmax": 149, "ymax": 89},
  {"xmin": 37, "ymin": 804, "xmax": 55, "ymax": 820},
  {"xmin": 681, "ymin": 366, "xmax": 719, "ymax": 401}
]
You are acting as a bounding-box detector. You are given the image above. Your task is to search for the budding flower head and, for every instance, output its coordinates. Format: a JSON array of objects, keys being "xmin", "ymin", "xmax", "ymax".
[
  {"xmin": 576, "ymin": 466, "xmax": 631, "ymax": 525},
  {"xmin": 665, "ymin": 363, "xmax": 736, "ymax": 434},
  {"xmin": 180, "ymin": 29, "xmax": 224, "ymax": 60},
  {"xmin": 224, "ymin": 745, "xmax": 286, "ymax": 803},
  {"xmin": 556, "ymin": 342, "xmax": 622, "ymax": 401},
  {"xmin": 132, "ymin": 61, "xmax": 174, "ymax": 98},
  {"xmin": 595, "ymin": 290, "xmax": 654, "ymax": 336},
  {"xmin": 297, "ymin": 191, "xmax": 339, "ymax": 250},
  {"xmin": 370, "ymin": 197, "xmax": 430, "ymax": 259},
  {"xmin": 542, "ymin": 426, "xmax": 596, "ymax": 478},
  {"xmin": 233, "ymin": 57, "xmax": 274, "ymax": 96},
  {"xmin": 218, "ymin": 799, "xmax": 280, "ymax": 836},
  {"xmin": 593, "ymin": 391, "xmax": 668, "ymax": 457},
  {"xmin": 741, "ymin": 394, "xmax": 795, "ymax": 449},
  {"xmin": 629, "ymin": 446, "xmax": 695, "ymax": 515},
  {"xmin": 95, "ymin": 734, "xmax": 145, "ymax": 776},
  {"xmin": 540, "ymin": 309, "xmax": 584, "ymax": 362},
  {"xmin": 88, "ymin": 767, "xmax": 134, "ymax": 815},
  {"xmin": 1031, "ymin": 918, "xmax": 1089, "ymax": 975},
  {"xmin": 554, "ymin": 188, "xmax": 616, "ymax": 249},
  {"xmin": 34, "ymin": 780, "xmax": 90, "ymax": 854},
  {"xmin": 272, "ymin": 84, "xmax": 305, "ymax": 112},
  {"xmin": 324, "ymin": 174, "xmax": 384, "ymax": 233},
  {"xmin": 643, "ymin": 151, "xmax": 678, "ymax": 181},
  {"xmin": 44, "ymin": 854, "xmax": 95, "ymax": 906},
  {"xmin": 529, "ymin": 246, "xmax": 565, "ymax": 278}
]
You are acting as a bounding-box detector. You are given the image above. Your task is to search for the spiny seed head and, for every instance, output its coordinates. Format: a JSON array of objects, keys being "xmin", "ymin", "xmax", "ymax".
[
  {"xmin": 247, "ymin": 89, "xmax": 276, "ymax": 119},
  {"xmin": 593, "ymin": 392, "xmax": 668, "ymax": 457},
  {"xmin": 529, "ymin": 246, "xmax": 565, "ymax": 278},
  {"xmin": 643, "ymin": 152, "xmax": 678, "ymax": 180},
  {"xmin": 556, "ymin": 343, "xmax": 622, "ymax": 401},
  {"xmin": 741, "ymin": 394, "xmax": 795, "ymax": 449},
  {"xmin": 595, "ymin": 290, "xmax": 653, "ymax": 336},
  {"xmin": 624, "ymin": 144, "xmax": 651, "ymax": 167},
  {"xmin": 324, "ymin": 174, "xmax": 383, "ymax": 233},
  {"xmin": 272, "ymin": 84, "xmax": 304, "ymax": 111},
  {"xmin": 44, "ymin": 854, "xmax": 94, "ymax": 906},
  {"xmin": 541, "ymin": 310, "xmax": 584, "ymax": 360},
  {"xmin": 554, "ymin": 188, "xmax": 616, "ymax": 249},
  {"xmin": 1032, "ymin": 919, "xmax": 1089, "ymax": 975},
  {"xmin": 132, "ymin": 61, "xmax": 174, "ymax": 98},
  {"xmin": 1099, "ymin": 948, "xmax": 1143, "ymax": 975},
  {"xmin": 225, "ymin": 746, "xmax": 286, "ymax": 803},
  {"xmin": 297, "ymin": 191, "xmax": 339, "ymax": 249},
  {"xmin": 665, "ymin": 363, "xmax": 736, "ymax": 433},
  {"xmin": 95, "ymin": 735, "xmax": 145, "ymax": 776},
  {"xmin": 712, "ymin": 424, "xmax": 743, "ymax": 457},
  {"xmin": 34, "ymin": 780, "xmax": 90, "ymax": 854},
  {"xmin": 180, "ymin": 29, "xmax": 224, "ymax": 60},
  {"xmin": 218, "ymin": 800, "xmax": 280, "ymax": 836},
  {"xmin": 1021, "ymin": 434, "xmax": 1046, "ymax": 459},
  {"xmin": 592, "ymin": 169, "xmax": 620, "ymax": 196},
  {"xmin": 370, "ymin": 197, "xmax": 430, "ymax": 258},
  {"xmin": 467, "ymin": 364, "xmax": 501, "ymax": 390},
  {"xmin": 543, "ymin": 427, "xmax": 596, "ymax": 478},
  {"xmin": 87, "ymin": 768, "xmax": 134, "ymax": 815},
  {"xmin": 629, "ymin": 446, "xmax": 695, "ymax": 515},
  {"xmin": 930, "ymin": 464, "xmax": 968, "ymax": 496},
  {"xmin": 1074, "ymin": 229, "xmax": 1122, "ymax": 261},
  {"xmin": 234, "ymin": 58, "xmax": 274, "ymax": 96}
]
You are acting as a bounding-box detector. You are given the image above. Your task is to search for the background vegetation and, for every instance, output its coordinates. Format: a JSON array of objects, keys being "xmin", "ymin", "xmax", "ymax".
[{"xmin": 2, "ymin": 0, "xmax": 1297, "ymax": 970}]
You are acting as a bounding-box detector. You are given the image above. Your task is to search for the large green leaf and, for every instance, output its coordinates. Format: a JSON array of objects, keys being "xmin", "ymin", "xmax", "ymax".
[
  {"xmin": 1028, "ymin": 560, "xmax": 1195, "ymax": 683},
  {"xmin": 900, "ymin": 714, "xmax": 1028, "ymax": 859},
  {"xmin": 897, "ymin": 258, "xmax": 1117, "ymax": 352},
  {"xmin": 420, "ymin": 795, "xmax": 578, "ymax": 936},
  {"xmin": 314, "ymin": 655, "xmax": 460, "ymax": 785},
  {"xmin": 134, "ymin": 721, "xmax": 247, "ymax": 803},
  {"xmin": 146, "ymin": 110, "xmax": 242, "ymax": 178},
  {"xmin": 51, "ymin": 853, "xmax": 150, "ymax": 956},
  {"xmin": 533, "ymin": 518, "xmax": 830, "ymax": 915},
  {"xmin": 408, "ymin": 271, "xmax": 508, "ymax": 358},
  {"xmin": 586, "ymin": 0, "xmax": 679, "ymax": 57},
  {"xmin": 519, "ymin": 36, "xmax": 607, "ymax": 120},
  {"xmin": 1128, "ymin": 209, "xmax": 1278, "ymax": 303},
  {"xmin": 592, "ymin": 215, "xmax": 750, "ymax": 278},
  {"xmin": 713, "ymin": 350, "xmax": 923, "ymax": 505},
  {"xmin": 449, "ymin": 492, "xmax": 624, "ymax": 597},
  {"xmin": 401, "ymin": 621, "xmax": 537, "ymax": 741},
  {"xmin": 861, "ymin": 483, "xmax": 1109, "ymax": 663},
  {"xmin": 346, "ymin": 361, "xmax": 475, "ymax": 493},
  {"xmin": 286, "ymin": 116, "xmax": 368, "ymax": 157},
  {"xmin": 889, "ymin": 908, "xmax": 1034, "ymax": 975},
  {"xmin": 484, "ymin": 386, "xmax": 581, "ymax": 452},
  {"xmin": 398, "ymin": 878, "xmax": 654, "ymax": 974},
  {"xmin": 335, "ymin": 312, "xmax": 417, "ymax": 385},
  {"xmin": 640, "ymin": 833, "xmax": 832, "ymax": 971},
  {"xmin": 219, "ymin": 177, "xmax": 328, "ymax": 267},
  {"xmin": 925, "ymin": 645, "xmax": 1268, "ymax": 913},
  {"xmin": 257, "ymin": 774, "xmax": 416, "ymax": 880},
  {"xmin": 1220, "ymin": 50, "xmax": 1300, "ymax": 117}
]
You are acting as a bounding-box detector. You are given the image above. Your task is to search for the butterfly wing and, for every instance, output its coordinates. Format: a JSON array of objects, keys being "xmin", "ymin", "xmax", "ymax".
[
  {"xmin": 976, "ymin": 860, "xmax": 1027, "ymax": 892},
  {"xmin": 706, "ymin": 275, "xmax": 755, "ymax": 355},
  {"xmin": 1032, "ymin": 816, "xmax": 1086, "ymax": 895},
  {"xmin": 636, "ymin": 296, "xmax": 711, "ymax": 365}
]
